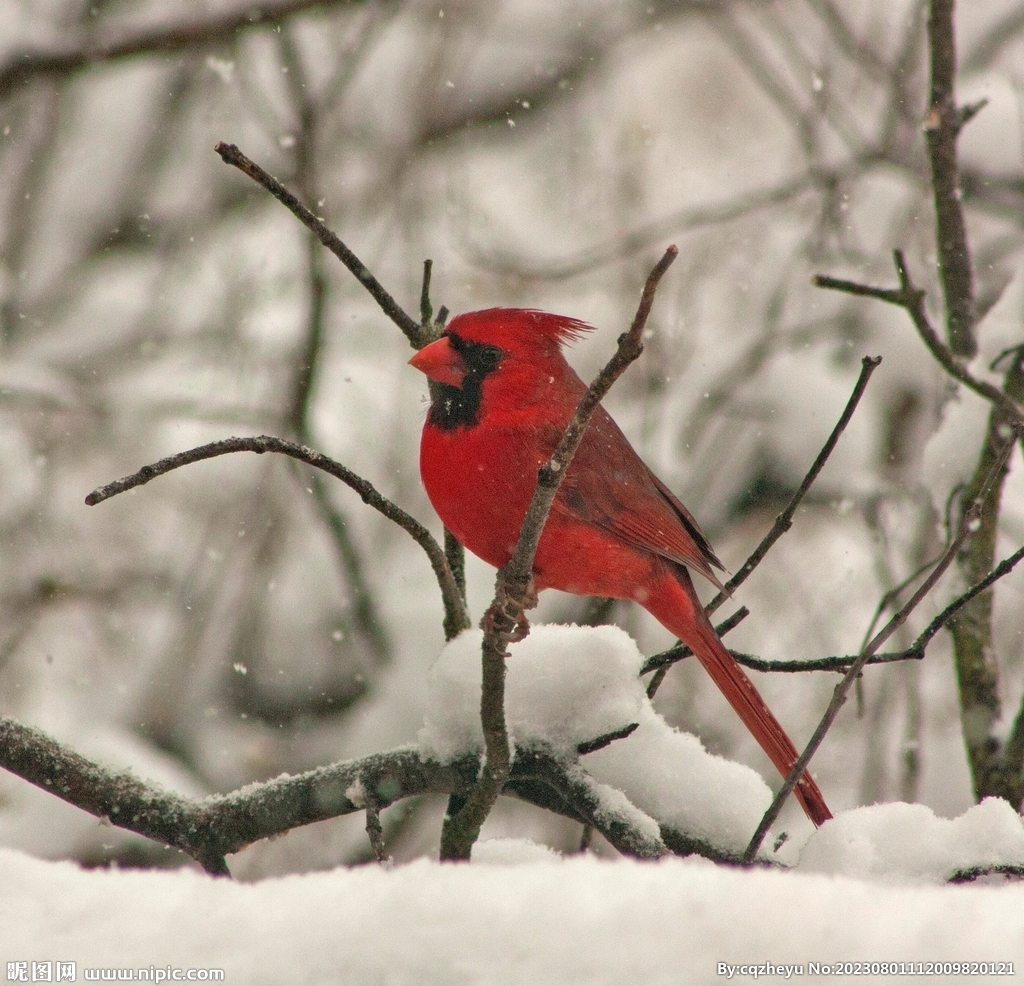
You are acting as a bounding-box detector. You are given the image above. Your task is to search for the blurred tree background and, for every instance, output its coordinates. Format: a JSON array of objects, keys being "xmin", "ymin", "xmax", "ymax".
[{"xmin": 2, "ymin": 0, "xmax": 1024, "ymax": 874}]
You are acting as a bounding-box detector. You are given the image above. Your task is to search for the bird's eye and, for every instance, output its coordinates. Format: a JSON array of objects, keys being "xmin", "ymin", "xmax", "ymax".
[{"xmin": 474, "ymin": 344, "xmax": 503, "ymax": 370}]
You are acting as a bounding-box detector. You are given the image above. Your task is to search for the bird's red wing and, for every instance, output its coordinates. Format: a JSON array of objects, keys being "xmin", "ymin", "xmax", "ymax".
[{"xmin": 551, "ymin": 407, "xmax": 726, "ymax": 589}]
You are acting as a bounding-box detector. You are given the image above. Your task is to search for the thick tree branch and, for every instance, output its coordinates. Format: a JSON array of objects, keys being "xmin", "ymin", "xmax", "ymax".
[
  {"xmin": 925, "ymin": 0, "xmax": 975, "ymax": 356},
  {"xmin": 947, "ymin": 353, "xmax": 1024, "ymax": 805},
  {"xmin": 0, "ymin": 715, "xmax": 734, "ymax": 870}
]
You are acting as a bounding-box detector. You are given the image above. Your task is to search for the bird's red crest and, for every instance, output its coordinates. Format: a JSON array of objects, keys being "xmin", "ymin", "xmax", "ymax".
[{"xmin": 444, "ymin": 308, "xmax": 593, "ymax": 354}]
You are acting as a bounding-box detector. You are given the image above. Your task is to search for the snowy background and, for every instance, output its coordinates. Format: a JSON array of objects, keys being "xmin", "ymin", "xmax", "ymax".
[{"xmin": 3, "ymin": 0, "xmax": 1024, "ymax": 980}]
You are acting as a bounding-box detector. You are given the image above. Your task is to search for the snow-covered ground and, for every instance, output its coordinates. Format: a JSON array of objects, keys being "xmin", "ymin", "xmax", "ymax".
[
  {"xmin": 3, "ymin": 829, "xmax": 1023, "ymax": 985},
  {"xmin": 5, "ymin": 625, "xmax": 1024, "ymax": 984}
]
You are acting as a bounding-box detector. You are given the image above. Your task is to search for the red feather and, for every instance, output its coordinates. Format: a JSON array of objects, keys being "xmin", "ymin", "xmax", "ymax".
[{"xmin": 410, "ymin": 308, "xmax": 831, "ymax": 827}]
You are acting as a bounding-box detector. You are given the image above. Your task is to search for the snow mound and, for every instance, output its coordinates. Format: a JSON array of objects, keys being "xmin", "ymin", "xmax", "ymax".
[
  {"xmin": 418, "ymin": 624, "xmax": 772, "ymax": 854},
  {"xmin": 585, "ymin": 704, "xmax": 771, "ymax": 854},
  {"xmin": 799, "ymin": 798, "xmax": 1024, "ymax": 882},
  {"xmin": 418, "ymin": 624, "xmax": 648, "ymax": 760},
  {"xmin": 3, "ymin": 846, "xmax": 1024, "ymax": 985}
]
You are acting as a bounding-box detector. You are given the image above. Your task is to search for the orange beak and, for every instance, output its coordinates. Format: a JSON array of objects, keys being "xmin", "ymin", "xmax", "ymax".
[{"xmin": 408, "ymin": 336, "xmax": 467, "ymax": 388}]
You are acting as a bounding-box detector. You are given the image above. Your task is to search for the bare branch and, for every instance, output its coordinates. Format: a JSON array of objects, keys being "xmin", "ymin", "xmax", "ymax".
[
  {"xmin": 916, "ymin": 542, "xmax": 1024, "ymax": 655},
  {"xmin": 85, "ymin": 434, "xmax": 469, "ymax": 641},
  {"xmin": 956, "ymin": 98, "xmax": 989, "ymax": 134},
  {"xmin": 0, "ymin": 715, "xmax": 709, "ymax": 868},
  {"xmin": 949, "ymin": 863, "xmax": 1024, "ymax": 884},
  {"xmin": 744, "ymin": 435, "xmax": 1016, "ymax": 862},
  {"xmin": 576, "ymin": 722, "xmax": 639, "ymax": 756},
  {"xmin": 0, "ymin": 0, "xmax": 365, "ymax": 98},
  {"xmin": 644, "ymin": 607, "xmax": 749, "ymax": 698},
  {"xmin": 811, "ymin": 274, "xmax": 905, "ymax": 306},
  {"xmin": 419, "ymin": 259, "xmax": 435, "ymax": 331},
  {"xmin": 647, "ymin": 539, "xmax": 1024, "ymax": 681},
  {"xmin": 509, "ymin": 750, "xmax": 668, "ymax": 860},
  {"xmin": 925, "ymin": 0, "xmax": 976, "ymax": 355},
  {"xmin": 814, "ymin": 255, "xmax": 1024, "ymax": 433},
  {"xmin": 365, "ymin": 803, "xmax": 390, "ymax": 865},
  {"xmin": 725, "ymin": 649, "xmax": 920, "ymax": 675},
  {"xmin": 705, "ymin": 355, "xmax": 882, "ymax": 616},
  {"xmin": 510, "ymin": 245, "xmax": 681, "ymax": 581},
  {"xmin": 214, "ymin": 142, "xmax": 423, "ymax": 346},
  {"xmin": 0, "ymin": 715, "xmax": 230, "ymax": 876}
]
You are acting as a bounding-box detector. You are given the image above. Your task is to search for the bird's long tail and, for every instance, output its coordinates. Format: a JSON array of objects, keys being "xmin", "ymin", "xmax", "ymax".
[{"xmin": 646, "ymin": 564, "xmax": 832, "ymax": 827}]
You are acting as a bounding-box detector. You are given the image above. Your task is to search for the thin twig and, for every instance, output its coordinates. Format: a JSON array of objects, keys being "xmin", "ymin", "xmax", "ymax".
[
  {"xmin": 214, "ymin": 142, "xmax": 424, "ymax": 347},
  {"xmin": 857, "ymin": 547, "xmax": 949, "ymax": 651},
  {"xmin": 506, "ymin": 245, "xmax": 680, "ymax": 587},
  {"xmin": 956, "ymin": 98, "xmax": 988, "ymax": 134},
  {"xmin": 578, "ymin": 823, "xmax": 594, "ymax": 852},
  {"xmin": 811, "ymin": 274, "xmax": 904, "ymax": 306},
  {"xmin": 365, "ymin": 803, "xmax": 390, "ymax": 865},
  {"xmin": 703, "ymin": 649, "xmax": 919, "ymax": 675},
  {"xmin": 85, "ymin": 435, "xmax": 469, "ymax": 640},
  {"xmin": 705, "ymin": 355, "xmax": 882, "ymax": 616},
  {"xmin": 894, "ymin": 251, "xmax": 1024, "ymax": 427},
  {"xmin": 814, "ymin": 255, "xmax": 1024, "ymax": 432},
  {"xmin": 916, "ymin": 541, "xmax": 1024, "ymax": 654},
  {"xmin": 576, "ymin": 722, "xmax": 639, "ymax": 756},
  {"xmin": 647, "ymin": 541, "xmax": 1024, "ymax": 678},
  {"xmin": 744, "ymin": 436, "xmax": 1016, "ymax": 862},
  {"xmin": 439, "ymin": 247, "xmax": 679, "ymax": 861},
  {"xmin": 644, "ymin": 607, "xmax": 749, "ymax": 698},
  {"xmin": 419, "ymin": 259, "xmax": 434, "ymax": 329}
]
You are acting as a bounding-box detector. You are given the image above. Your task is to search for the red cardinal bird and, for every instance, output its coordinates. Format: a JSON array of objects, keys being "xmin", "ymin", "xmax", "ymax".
[{"xmin": 410, "ymin": 308, "xmax": 831, "ymax": 826}]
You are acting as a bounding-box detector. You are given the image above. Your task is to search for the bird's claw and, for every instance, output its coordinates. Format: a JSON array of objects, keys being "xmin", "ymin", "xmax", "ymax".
[{"xmin": 483, "ymin": 575, "xmax": 538, "ymax": 644}]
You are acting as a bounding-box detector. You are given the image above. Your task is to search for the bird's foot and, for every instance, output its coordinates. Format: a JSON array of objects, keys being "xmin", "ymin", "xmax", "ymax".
[{"xmin": 483, "ymin": 574, "xmax": 538, "ymax": 644}]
